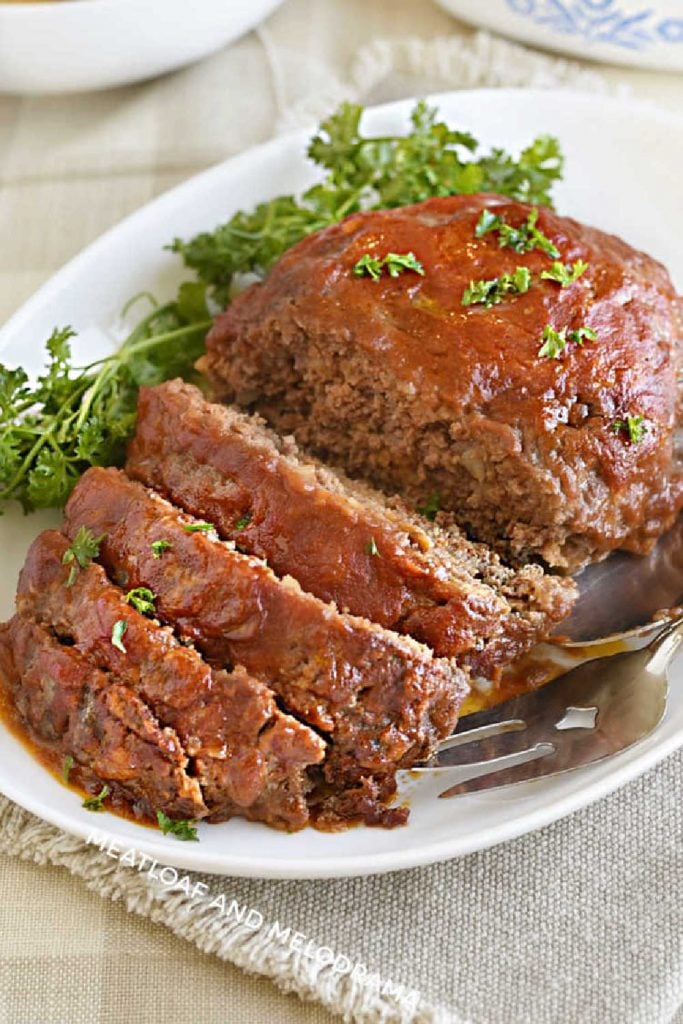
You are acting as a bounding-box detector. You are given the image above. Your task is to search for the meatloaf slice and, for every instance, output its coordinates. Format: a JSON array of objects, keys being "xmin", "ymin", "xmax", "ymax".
[
  {"xmin": 126, "ymin": 379, "xmax": 575, "ymax": 673},
  {"xmin": 0, "ymin": 614, "xmax": 206, "ymax": 822},
  {"xmin": 201, "ymin": 193, "xmax": 683, "ymax": 571},
  {"xmin": 64, "ymin": 468, "xmax": 469, "ymax": 826},
  {"xmin": 16, "ymin": 530, "xmax": 325, "ymax": 831}
]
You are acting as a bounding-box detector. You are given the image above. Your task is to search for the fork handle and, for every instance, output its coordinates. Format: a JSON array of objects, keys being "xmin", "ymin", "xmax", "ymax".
[{"xmin": 646, "ymin": 614, "xmax": 683, "ymax": 675}]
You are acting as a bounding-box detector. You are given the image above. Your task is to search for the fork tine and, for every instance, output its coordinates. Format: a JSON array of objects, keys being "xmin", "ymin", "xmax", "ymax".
[
  {"xmin": 436, "ymin": 718, "xmax": 526, "ymax": 752},
  {"xmin": 431, "ymin": 742, "xmax": 555, "ymax": 795}
]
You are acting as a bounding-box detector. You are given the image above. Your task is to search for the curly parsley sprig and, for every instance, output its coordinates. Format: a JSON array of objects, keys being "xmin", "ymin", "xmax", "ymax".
[{"xmin": 0, "ymin": 294, "xmax": 211, "ymax": 512}]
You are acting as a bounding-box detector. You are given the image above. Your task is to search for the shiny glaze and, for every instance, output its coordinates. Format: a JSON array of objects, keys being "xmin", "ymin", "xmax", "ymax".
[{"xmin": 208, "ymin": 193, "xmax": 683, "ymax": 565}]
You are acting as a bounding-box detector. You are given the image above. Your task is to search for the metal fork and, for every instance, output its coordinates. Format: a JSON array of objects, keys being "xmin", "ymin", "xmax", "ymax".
[{"xmin": 413, "ymin": 614, "xmax": 683, "ymax": 798}]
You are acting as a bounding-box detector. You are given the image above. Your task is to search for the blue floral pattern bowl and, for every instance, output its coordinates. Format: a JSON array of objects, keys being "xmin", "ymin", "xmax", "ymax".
[{"xmin": 434, "ymin": 0, "xmax": 683, "ymax": 71}]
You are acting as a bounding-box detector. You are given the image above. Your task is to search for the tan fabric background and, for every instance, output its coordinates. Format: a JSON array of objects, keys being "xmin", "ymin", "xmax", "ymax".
[{"xmin": 2, "ymin": 2, "xmax": 683, "ymax": 1022}]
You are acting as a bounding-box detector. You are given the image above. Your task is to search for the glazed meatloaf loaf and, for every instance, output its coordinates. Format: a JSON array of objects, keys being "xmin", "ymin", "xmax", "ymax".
[
  {"xmin": 127, "ymin": 379, "xmax": 575, "ymax": 675},
  {"xmin": 63, "ymin": 467, "xmax": 469, "ymax": 827},
  {"xmin": 201, "ymin": 193, "xmax": 683, "ymax": 571},
  {"xmin": 13, "ymin": 530, "xmax": 325, "ymax": 830}
]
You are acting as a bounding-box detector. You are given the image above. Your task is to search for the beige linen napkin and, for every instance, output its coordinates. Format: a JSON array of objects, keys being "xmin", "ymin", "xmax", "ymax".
[{"xmin": 2, "ymin": 3, "xmax": 681, "ymax": 1022}]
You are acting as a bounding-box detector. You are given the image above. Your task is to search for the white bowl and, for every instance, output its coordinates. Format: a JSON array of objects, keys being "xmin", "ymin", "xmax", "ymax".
[
  {"xmin": 0, "ymin": 0, "xmax": 284, "ymax": 95},
  {"xmin": 434, "ymin": 0, "xmax": 683, "ymax": 71}
]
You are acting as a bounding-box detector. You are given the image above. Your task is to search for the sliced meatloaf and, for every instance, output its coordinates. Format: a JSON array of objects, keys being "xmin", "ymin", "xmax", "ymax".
[
  {"xmin": 201, "ymin": 193, "xmax": 683, "ymax": 571},
  {"xmin": 0, "ymin": 614, "xmax": 206, "ymax": 822},
  {"xmin": 126, "ymin": 379, "xmax": 575, "ymax": 674},
  {"xmin": 15, "ymin": 530, "xmax": 325, "ymax": 831},
  {"xmin": 64, "ymin": 467, "xmax": 469, "ymax": 826}
]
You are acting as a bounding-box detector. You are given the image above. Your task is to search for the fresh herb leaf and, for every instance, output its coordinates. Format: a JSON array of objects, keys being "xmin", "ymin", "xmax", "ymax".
[
  {"xmin": 175, "ymin": 281, "xmax": 210, "ymax": 323},
  {"xmin": 171, "ymin": 101, "xmax": 563, "ymax": 298},
  {"xmin": 83, "ymin": 785, "xmax": 109, "ymax": 812},
  {"xmin": 235, "ymin": 513, "xmax": 252, "ymax": 530},
  {"xmin": 156, "ymin": 810, "xmax": 199, "ymax": 841},
  {"xmin": 0, "ymin": 305, "xmax": 211, "ymax": 513},
  {"xmin": 352, "ymin": 254, "xmax": 382, "ymax": 281},
  {"xmin": 62, "ymin": 525, "xmax": 105, "ymax": 587},
  {"xmin": 353, "ymin": 251, "xmax": 424, "ymax": 281},
  {"xmin": 151, "ymin": 539, "xmax": 172, "ymax": 558},
  {"xmin": 538, "ymin": 324, "xmax": 596, "ymax": 359},
  {"xmin": 111, "ymin": 620, "xmax": 128, "ymax": 653},
  {"xmin": 417, "ymin": 493, "xmax": 441, "ymax": 521},
  {"xmin": 124, "ymin": 587, "xmax": 156, "ymax": 615},
  {"xmin": 540, "ymin": 259, "xmax": 588, "ymax": 286},
  {"xmin": 62, "ymin": 755, "xmax": 74, "ymax": 782},
  {"xmin": 182, "ymin": 521, "xmax": 215, "ymax": 534},
  {"xmin": 611, "ymin": 414, "xmax": 647, "ymax": 443},
  {"xmin": 461, "ymin": 266, "xmax": 531, "ymax": 308},
  {"xmin": 383, "ymin": 252, "xmax": 425, "ymax": 278},
  {"xmin": 538, "ymin": 326, "xmax": 567, "ymax": 359},
  {"xmin": 475, "ymin": 208, "xmax": 560, "ymax": 259},
  {"xmin": 366, "ymin": 537, "xmax": 380, "ymax": 556},
  {"xmin": 566, "ymin": 326, "xmax": 597, "ymax": 346},
  {"xmin": 474, "ymin": 209, "xmax": 500, "ymax": 238}
]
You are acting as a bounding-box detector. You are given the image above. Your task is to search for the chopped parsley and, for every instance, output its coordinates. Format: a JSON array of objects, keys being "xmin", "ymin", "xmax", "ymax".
[
  {"xmin": 611, "ymin": 414, "xmax": 647, "ymax": 443},
  {"xmin": 156, "ymin": 810, "xmax": 199, "ymax": 841},
  {"xmin": 475, "ymin": 208, "xmax": 560, "ymax": 259},
  {"xmin": 540, "ymin": 259, "xmax": 588, "ymax": 286},
  {"xmin": 461, "ymin": 266, "xmax": 531, "ymax": 308},
  {"xmin": 82, "ymin": 785, "xmax": 110, "ymax": 812},
  {"xmin": 366, "ymin": 537, "xmax": 380, "ymax": 556},
  {"xmin": 538, "ymin": 324, "xmax": 597, "ymax": 360},
  {"xmin": 353, "ymin": 251, "xmax": 425, "ymax": 281},
  {"xmin": 111, "ymin": 619, "xmax": 128, "ymax": 653},
  {"xmin": 62, "ymin": 755, "xmax": 74, "ymax": 783},
  {"xmin": 151, "ymin": 539, "xmax": 172, "ymax": 558},
  {"xmin": 234, "ymin": 513, "xmax": 252, "ymax": 530},
  {"xmin": 62, "ymin": 526, "xmax": 105, "ymax": 587},
  {"xmin": 417, "ymin": 493, "xmax": 441, "ymax": 521},
  {"xmin": 182, "ymin": 521, "xmax": 215, "ymax": 534},
  {"xmin": 124, "ymin": 587, "xmax": 156, "ymax": 615}
]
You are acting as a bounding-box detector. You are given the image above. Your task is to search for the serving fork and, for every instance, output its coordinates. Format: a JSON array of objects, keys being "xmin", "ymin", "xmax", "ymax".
[{"xmin": 414, "ymin": 614, "xmax": 683, "ymax": 798}]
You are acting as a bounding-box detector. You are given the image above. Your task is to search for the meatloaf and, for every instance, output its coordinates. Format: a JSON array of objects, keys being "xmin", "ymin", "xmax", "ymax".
[
  {"xmin": 64, "ymin": 467, "xmax": 469, "ymax": 826},
  {"xmin": 0, "ymin": 614, "xmax": 207, "ymax": 822},
  {"xmin": 127, "ymin": 379, "xmax": 575, "ymax": 674},
  {"xmin": 201, "ymin": 193, "xmax": 683, "ymax": 571},
  {"xmin": 15, "ymin": 530, "xmax": 325, "ymax": 830}
]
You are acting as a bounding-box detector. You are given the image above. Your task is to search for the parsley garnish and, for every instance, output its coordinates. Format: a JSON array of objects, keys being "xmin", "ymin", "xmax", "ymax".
[
  {"xmin": 83, "ymin": 785, "xmax": 109, "ymax": 812},
  {"xmin": 540, "ymin": 259, "xmax": 588, "ymax": 286},
  {"xmin": 151, "ymin": 539, "xmax": 172, "ymax": 558},
  {"xmin": 171, "ymin": 101, "xmax": 563, "ymax": 301},
  {"xmin": 235, "ymin": 513, "xmax": 252, "ymax": 530},
  {"xmin": 182, "ymin": 521, "xmax": 215, "ymax": 534},
  {"xmin": 366, "ymin": 537, "xmax": 380, "ymax": 556},
  {"xmin": 538, "ymin": 324, "xmax": 597, "ymax": 359},
  {"xmin": 475, "ymin": 208, "xmax": 560, "ymax": 259},
  {"xmin": 353, "ymin": 252, "xmax": 425, "ymax": 281},
  {"xmin": 62, "ymin": 525, "xmax": 105, "ymax": 587},
  {"xmin": 417, "ymin": 493, "xmax": 441, "ymax": 521},
  {"xmin": 611, "ymin": 415, "xmax": 647, "ymax": 443},
  {"xmin": 461, "ymin": 266, "xmax": 531, "ymax": 308},
  {"xmin": 156, "ymin": 810, "xmax": 199, "ymax": 841},
  {"xmin": 62, "ymin": 755, "xmax": 74, "ymax": 782},
  {"xmin": 0, "ymin": 304, "xmax": 211, "ymax": 513},
  {"xmin": 124, "ymin": 587, "xmax": 156, "ymax": 615},
  {"xmin": 111, "ymin": 620, "xmax": 128, "ymax": 653}
]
